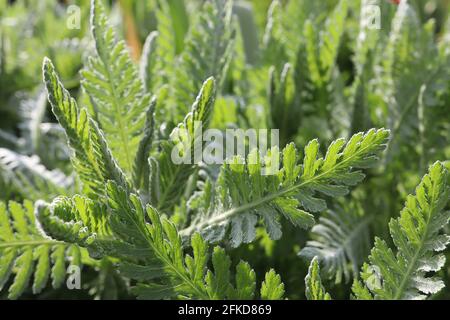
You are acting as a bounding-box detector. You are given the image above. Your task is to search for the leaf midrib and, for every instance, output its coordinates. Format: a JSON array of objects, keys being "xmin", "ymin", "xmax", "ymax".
[{"xmin": 0, "ymin": 240, "xmax": 64, "ymax": 249}]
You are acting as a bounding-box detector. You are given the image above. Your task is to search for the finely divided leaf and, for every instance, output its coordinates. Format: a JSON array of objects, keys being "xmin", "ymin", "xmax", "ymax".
[
  {"xmin": 0, "ymin": 201, "xmax": 82, "ymax": 299},
  {"xmin": 43, "ymin": 57, "xmax": 128, "ymax": 198},
  {"xmin": 260, "ymin": 269, "xmax": 285, "ymax": 300},
  {"xmin": 82, "ymin": 0, "xmax": 151, "ymax": 174},
  {"xmin": 183, "ymin": 129, "xmax": 389, "ymax": 247},
  {"xmin": 353, "ymin": 162, "xmax": 450, "ymax": 300}
]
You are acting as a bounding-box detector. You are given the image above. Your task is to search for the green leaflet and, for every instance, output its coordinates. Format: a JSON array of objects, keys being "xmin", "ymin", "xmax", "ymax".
[
  {"xmin": 132, "ymin": 97, "xmax": 157, "ymax": 190},
  {"xmin": 268, "ymin": 63, "xmax": 301, "ymax": 144},
  {"xmin": 298, "ymin": 0, "xmax": 348, "ymax": 88},
  {"xmin": 0, "ymin": 148, "xmax": 73, "ymax": 201},
  {"xmin": 0, "ymin": 201, "xmax": 82, "ymax": 299},
  {"xmin": 82, "ymin": 0, "xmax": 151, "ymax": 175},
  {"xmin": 138, "ymin": 0, "xmax": 188, "ymax": 97},
  {"xmin": 139, "ymin": 31, "xmax": 159, "ymax": 94},
  {"xmin": 43, "ymin": 57, "xmax": 128, "ymax": 199},
  {"xmin": 279, "ymin": 0, "xmax": 349, "ymax": 127},
  {"xmin": 233, "ymin": 261, "xmax": 256, "ymax": 300},
  {"xmin": 36, "ymin": 195, "xmax": 111, "ymax": 251},
  {"xmin": 283, "ymin": 0, "xmax": 337, "ymax": 61},
  {"xmin": 299, "ymin": 204, "xmax": 372, "ymax": 284},
  {"xmin": 262, "ymin": 0, "xmax": 289, "ymax": 69},
  {"xmin": 40, "ymin": 179, "xmax": 285, "ymax": 300},
  {"xmin": 305, "ymin": 257, "xmax": 332, "ymax": 300},
  {"xmin": 182, "ymin": 129, "xmax": 389, "ymax": 248},
  {"xmin": 164, "ymin": 0, "xmax": 189, "ymax": 55},
  {"xmin": 352, "ymin": 162, "xmax": 450, "ymax": 300},
  {"xmin": 143, "ymin": 1, "xmax": 177, "ymax": 94},
  {"xmin": 349, "ymin": 0, "xmax": 380, "ymax": 134},
  {"xmin": 148, "ymin": 77, "xmax": 216, "ymax": 213},
  {"xmin": 319, "ymin": 0, "xmax": 348, "ymax": 81},
  {"xmin": 375, "ymin": 1, "xmax": 447, "ymax": 164},
  {"xmin": 261, "ymin": 269, "xmax": 285, "ymax": 300},
  {"xmin": 39, "ymin": 182, "xmax": 281, "ymax": 299},
  {"xmin": 170, "ymin": 0, "xmax": 235, "ymax": 122}
]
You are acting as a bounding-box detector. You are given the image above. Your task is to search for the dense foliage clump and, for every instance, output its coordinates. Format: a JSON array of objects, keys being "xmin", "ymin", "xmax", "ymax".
[{"xmin": 0, "ymin": 0, "xmax": 449, "ymax": 300}]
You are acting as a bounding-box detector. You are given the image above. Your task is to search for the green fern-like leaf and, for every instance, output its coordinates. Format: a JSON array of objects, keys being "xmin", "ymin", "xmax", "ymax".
[
  {"xmin": 82, "ymin": 0, "xmax": 151, "ymax": 174},
  {"xmin": 182, "ymin": 129, "xmax": 389, "ymax": 247},
  {"xmin": 352, "ymin": 162, "xmax": 450, "ymax": 300},
  {"xmin": 262, "ymin": 0, "xmax": 289, "ymax": 69},
  {"xmin": 148, "ymin": 77, "xmax": 216, "ymax": 213},
  {"xmin": 139, "ymin": 31, "xmax": 159, "ymax": 94},
  {"xmin": 0, "ymin": 200, "xmax": 82, "ymax": 299},
  {"xmin": 132, "ymin": 97, "xmax": 156, "ymax": 190},
  {"xmin": 299, "ymin": 204, "xmax": 372, "ymax": 284},
  {"xmin": 298, "ymin": 0, "xmax": 348, "ymax": 89},
  {"xmin": 43, "ymin": 57, "xmax": 128, "ymax": 199},
  {"xmin": 170, "ymin": 0, "xmax": 235, "ymax": 122},
  {"xmin": 260, "ymin": 269, "xmax": 285, "ymax": 300},
  {"xmin": 319, "ymin": 0, "xmax": 348, "ymax": 81},
  {"xmin": 374, "ymin": 1, "xmax": 447, "ymax": 164},
  {"xmin": 349, "ymin": 0, "xmax": 381, "ymax": 134},
  {"xmin": 141, "ymin": 0, "xmax": 178, "ymax": 94},
  {"xmin": 268, "ymin": 63, "xmax": 301, "ymax": 144},
  {"xmin": 0, "ymin": 148, "xmax": 73, "ymax": 201},
  {"xmin": 37, "ymin": 180, "xmax": 285, "ymax": 300},
  {"xmin": 305, "ymin": 257, "xmax": 332, "ymax": 300},
  {"xmin": 35, "ymin": 195, "xmax": 111, "ymax": 252}
]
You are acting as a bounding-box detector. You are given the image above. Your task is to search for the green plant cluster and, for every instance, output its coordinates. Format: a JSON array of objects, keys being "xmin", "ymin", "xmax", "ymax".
[{"xmin": 0, "ymin": 0, "xmax": 449, "ymax": 300}]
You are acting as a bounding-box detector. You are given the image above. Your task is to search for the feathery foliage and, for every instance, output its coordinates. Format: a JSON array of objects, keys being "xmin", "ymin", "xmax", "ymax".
[
  {"xmin": 183, "ymin": 129, "xmax": 389, "ymax": 247},
  {"xmin": 352, "ymin": 162, "xmax": 450, "ymax": 300},
  {"xmin": 139, "ymin": 31, "xmax": 159, "ymax": 94},
  {"xmin": 148, "ymin": 78, "xmax": 216, "ymax": 213},
  {"xmin": 1, "ymin": 0, "xmax": 450, "ymax": 301},
  {"xmin": 36, "ymin": 180, "xmax": 285, "ymax": 300},
  {"xmin": 305, "ymin": 257, "xmax": 332, "ymax": 300},
  {"xmin": 260, "ymin": 269, "xmax": 285, "ymax": 300},
  {"xmin": 82, "ymin": 0, "xmax": 152, "ymax": 175},
  {"xmin": 299, "ymin": 204, "xmax": 372, "ymax": 284},
  {"xmin": 43, "ymin": 57, "xmax": 128, "ymax": 199},
  {"xmin": 170, "ymin": 0, "xmax": 235, "ymax": 122},
  {"xmin": 0, "ymin": 148, "xmax": 73, "ymax": 201},
  {"xmin": 0, "ymin": 201, "xmax": 82, "ymax": 299}
]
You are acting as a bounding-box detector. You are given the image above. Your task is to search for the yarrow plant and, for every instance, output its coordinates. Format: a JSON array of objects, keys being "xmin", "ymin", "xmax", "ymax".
[{"xmin": 0, "ymin": 0, "xmax": 449, "ymax": 300}]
